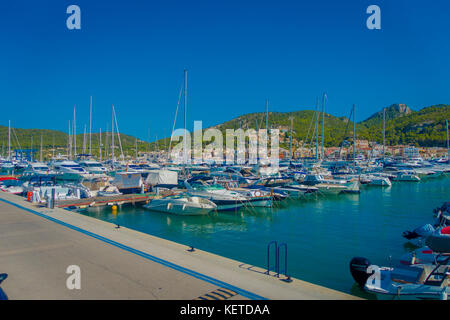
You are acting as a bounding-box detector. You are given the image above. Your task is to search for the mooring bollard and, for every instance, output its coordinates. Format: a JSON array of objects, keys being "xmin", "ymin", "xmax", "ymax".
[
  {"xmin": 51, "ymin": 188, "xmax": 56, "ymax": 209},
  {"xmin": 46, "ymin": 194, "xmax": 52, "ymax": 209}
]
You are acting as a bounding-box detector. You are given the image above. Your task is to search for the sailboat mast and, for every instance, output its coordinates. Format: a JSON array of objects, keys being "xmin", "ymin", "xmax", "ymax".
[
  {"xmin": 83, "ymin": 124, "xmax": 87, "ymax": 154},
  {"xmin": 89, "ymin": 95, "xmax": 92, "ymax": 155},
  {"xmin": 322, "ymin": 93, "xmax": 326, "ymax": 159},
  {"xmin": 40, "ymin": 134, "xmax": 43, "ymax": 162},
  {"xmin": 8, "ymin": 120, "xmax": 11, "ymax": 160},
  {"xmin": 266, "ymin": 100, "xmax": 269, "ymax": 130},
  {"xmin": 446, "ymin": 119, "xmax": 449, "ymax": 160},
  {"xmin": 99, "ymin": 127, "xmax": 102, "ymax": 161},
  {"xmin": 111, "ymin": 105, "xmax": 115, "ymax": 162},
  {"xmin": 68, "ymin": 120, "xmax": 71, "ymax": 159},
  {"xmin": 105, "ymin": 123, "xmax": 108, "ymax": 159},
  {"xmin": 290, "ymin": 116, "xmax": 293, "ymax": 161},
  {"xmin": 353, "ymin": 104, "xmax": 356, "ymax": 170},
  {"xmin": 383, "ymin": 108, "xmax": 386, "ymax": 159},
  {"xmin": 184, "ymin": 69, "xmax": 187, "ymax": 163},
  {"xmin": 73, "ymin": 106, "xmax": 77, "ymax": 158},
  {"xmin": 316, "ymin": 98, "xmax": 319, "ymax": 160}
]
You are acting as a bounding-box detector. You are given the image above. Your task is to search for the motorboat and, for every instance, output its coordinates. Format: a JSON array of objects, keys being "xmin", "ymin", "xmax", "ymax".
[
  {"xmin": 360, "ymin": 174, "xmax": 392, "ymax": 187},
  {"xmin": 143, "ymin": 193, "xmax": 217, "ymax": 215},
  {"xmin": 350, "ymin": 227, "xmax": 450, "ymax": 300},
  {"xmin": 52, "ymin": 160, "xmax": 88, "ymax": 181},
  {"xmin": 249, "ymin": 177, "xmax": 318, "ymax": 199},
  {"xmin": 0, "ymin": 177, "xmax": 23, "ymax": 195},
  {"xmin": 350, "ymin": 255, "xmax": 450, "ymax": 300},
  {"xmin": 111, "ymin": 171, "xmax": 144, "ymax": 194},
  {"xmin": 184, "ymin": 178, "xmax": 248, "ymax": 211},
  {"xmin": 302, "ymin": 174, "xmax": 360, "ymax": 194},
  {"xmin": 78, "ymin": 160, "xmax": 109, "ymax": 176},
  {"xmin": 232, "ymin": 188, "xmax": 273, "ymax": 208},
  {"xmin": 392, "ymin": 170, "xmax": 420, "ymax": 182}
]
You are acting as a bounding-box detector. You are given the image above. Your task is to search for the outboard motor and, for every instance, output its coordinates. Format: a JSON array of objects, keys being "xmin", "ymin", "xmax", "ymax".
[
  {"xmin": 349, "ymin": 257, "xmax": 372, "ymax": 287},
  {"xmin": 402, "ymin": 230, "xmax": 419, "ymax": 240}
]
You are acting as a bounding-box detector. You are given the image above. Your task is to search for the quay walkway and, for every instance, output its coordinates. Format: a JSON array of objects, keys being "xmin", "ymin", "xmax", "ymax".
[{"xmin": 0, "ymin": 192, "xmax": 360, "ymax": 300}]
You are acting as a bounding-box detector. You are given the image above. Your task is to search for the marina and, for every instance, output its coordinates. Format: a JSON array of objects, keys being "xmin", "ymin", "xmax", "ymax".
[
  {"xmin": 0, "ymin": 191, "xmax": 357, "ymax": 300},
  {"xmin": 1, "ymin": 147, "xmax": 449, "ymax": 299},
  {"xmin": 1, "ymin": 1, "xmax": 450, "ymax": 305}
]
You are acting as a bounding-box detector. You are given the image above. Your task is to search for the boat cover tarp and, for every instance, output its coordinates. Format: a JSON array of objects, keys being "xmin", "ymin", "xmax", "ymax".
[
  {"xmin": 145, "ymin": 170, "xmax": 178, "ymax": 186},
  {"xmin": 113, "ymin": 172, "xmax": 142, "ymax": 189},
  {"xmin": 413, "ymin": 224, "xmax": 435, "ymax": 237}
]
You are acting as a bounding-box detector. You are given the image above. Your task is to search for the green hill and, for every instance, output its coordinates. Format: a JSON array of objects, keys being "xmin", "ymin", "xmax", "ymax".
[
  {"xmin": 359, "ymin": 104, "xmax": 449, "ymax": 147},
  {"xmin": 1, "ymin": 103, "xmax": 448, "ymax": 160},
  {"xmin": 0, "ymin": 127, "xmax": 159, "ymax": 159},
  {"xmin": 206, "ymin": 103, "xmax": 449, "ymax": 149},
  {"xmin": 361, "ymin": 103, "xmax": 415, "ymax": 127}
]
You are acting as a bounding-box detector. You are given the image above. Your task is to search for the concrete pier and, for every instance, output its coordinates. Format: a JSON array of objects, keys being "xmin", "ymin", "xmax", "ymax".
[{"xmin": 0, "ymin": 192, "xmax": 360, "ymax": 300}]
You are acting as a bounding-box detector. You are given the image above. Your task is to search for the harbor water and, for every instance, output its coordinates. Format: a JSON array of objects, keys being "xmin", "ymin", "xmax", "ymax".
[{"xmin": 78, "ymin": 177, "xmax": 450, "ymax": 298}]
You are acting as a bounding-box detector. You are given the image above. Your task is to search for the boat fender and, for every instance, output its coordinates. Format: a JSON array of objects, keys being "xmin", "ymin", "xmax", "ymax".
[{"xmin": 349, "ymin": 257, "xmax": 372, "ymax": 287}]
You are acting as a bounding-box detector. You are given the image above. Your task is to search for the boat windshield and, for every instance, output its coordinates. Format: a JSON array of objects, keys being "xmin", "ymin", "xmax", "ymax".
[
  {"xmin": 61, "ymin": 165, "xmax": 84, "ymax": 172},
  {"xmin": 34, "ymin": 166, "xmax": 49, "ymax": 171},
  {"xmin": 87, "ymin": 163, "xmax": 103, "ymax": 167}
]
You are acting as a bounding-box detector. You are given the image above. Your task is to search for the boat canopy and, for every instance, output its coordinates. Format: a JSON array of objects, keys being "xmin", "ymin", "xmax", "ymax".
[{"xmin": 145, "ymin": 170, "xmax": 178, "ymax": 186}]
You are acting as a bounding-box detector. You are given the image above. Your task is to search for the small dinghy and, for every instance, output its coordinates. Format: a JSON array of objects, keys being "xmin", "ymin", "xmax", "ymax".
[{"xmin": 350, "ymin": 254, "xmax": 450, "ymax": 300}]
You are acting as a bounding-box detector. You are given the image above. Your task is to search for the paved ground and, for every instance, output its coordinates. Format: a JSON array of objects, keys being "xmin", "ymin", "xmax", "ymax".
[{"xmin": 0, "ymin": 192, "xmax": 361, "ymax": 300}]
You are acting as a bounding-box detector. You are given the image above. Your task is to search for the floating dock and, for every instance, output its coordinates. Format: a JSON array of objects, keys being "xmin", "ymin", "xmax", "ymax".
[
  {"xmin": 0, "ymin": 191, "xmax": 361, "ymax": 300},
  {"xmin": 54, "ymin": 193, "xmax": 154, "ymax": 209}
]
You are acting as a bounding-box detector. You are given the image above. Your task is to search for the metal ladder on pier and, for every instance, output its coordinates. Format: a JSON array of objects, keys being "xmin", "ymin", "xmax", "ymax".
[{"xmin": 266, "ymin": 241, "xmax": 292, "ymax": 282}]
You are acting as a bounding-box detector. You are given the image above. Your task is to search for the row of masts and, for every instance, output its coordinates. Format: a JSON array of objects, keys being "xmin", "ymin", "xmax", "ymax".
[{"xmin": 66, "ymin": 99, "xmax": 128, "ymax": 162}]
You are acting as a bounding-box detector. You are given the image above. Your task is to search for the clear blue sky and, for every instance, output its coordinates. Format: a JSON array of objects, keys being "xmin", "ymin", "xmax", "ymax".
[{"xmin": 1, "ymin": 0, "xmax": 449, "ymax": 141}]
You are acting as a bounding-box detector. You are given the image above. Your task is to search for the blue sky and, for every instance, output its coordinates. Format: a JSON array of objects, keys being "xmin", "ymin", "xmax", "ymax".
[{"xmin": 1, "ymin": 0, "xmax": 449, "ymax": 141}]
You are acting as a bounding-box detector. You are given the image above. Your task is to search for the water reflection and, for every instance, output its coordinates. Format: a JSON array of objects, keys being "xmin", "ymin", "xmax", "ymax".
[{"xmin": 77, "ymin": 178, "xmax": 450, "ymax": 297}]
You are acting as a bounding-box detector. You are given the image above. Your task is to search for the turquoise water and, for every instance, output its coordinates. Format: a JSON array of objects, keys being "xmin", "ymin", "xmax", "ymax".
[{"xmin": 78, "ymin": 177, "xmax": 449, "ymax": 297}]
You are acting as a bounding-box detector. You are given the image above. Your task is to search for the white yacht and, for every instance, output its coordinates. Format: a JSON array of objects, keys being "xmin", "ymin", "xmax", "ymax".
[
  {"xmin": 52, "ymin": 160, "xmax": 88, "ymax": 181},
  {"xmin": 393, "ymin": 170, "xmax": 421, "ymax": 182},
  {"xmin": 78, "ymin": 160, "xmax": 109, "ymax": 176},
  {"xmin": 184, "ymin": 179, "xmax": 248, "ymax": 211},
  {"xmin": 144, "ymin": 193, "xmax": 217, "ymax": 215}
]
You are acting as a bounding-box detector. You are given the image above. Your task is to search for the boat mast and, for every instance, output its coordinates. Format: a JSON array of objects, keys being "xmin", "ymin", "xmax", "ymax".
[
  {"xmin": 83, "ymin": 124, "xmax": 87, "ymax": 154},
  {"xmin": 266, "ymin": 99, "xmax": 269, "ymax": 130},
  {"xmin": 68, "ymin": 120, "xmax": 71, "ymax": 160},
  {"xmin": 316, "ymin": 97, "xmax": 319, "ymax": 160},
  {"xmin": 184, "ymin": 69, "xmax": 187, "ymax": 164},
  {"xmin": 289, "ymin": 116, "xmax": 293, "ymax": 161},
  {"xmin": 446, "ymin": 119, "xmax": 449, "ymax": 160},
  {"xmin": 322, "ymin": 93, "xmax": 326, "ymax": 159},
  {"xmin": 73, "ymin": 106, "xmax": 77, "ymax": 158},
  {"xmin": 99, "ymin": 127, "xmax": 102, "ymax": 161},
  {"xmin": 111, "ymin": 105, "xmax": 115, "ymax": 163},
  {"xmin": 89, "ymin": 96, "xmax": 92, "ymax": 155},
  {"xmin": 353, "ymin": 104, "xmax": 356, "ymax": 170},
  {"xmin": 383, "ymin": 108, "xmax": 385, "ymax": 160},
  {"xmin": 7, "ymin": 120, "xmax": 10, "ymax": 160},
  {"xmin": 40, "ymin": 134, "xmax": 43, "ymax": 162},
  {"xmin": 52, "ymin": 134, "xmax": 55, "ymax": 159},
  {"xmin": 105, "ymin": 123, "xmax": 109, "ymax": 160},
  {"xmin": 112, "ymin": 105, "xmax": 124, "ymax": 160}
]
